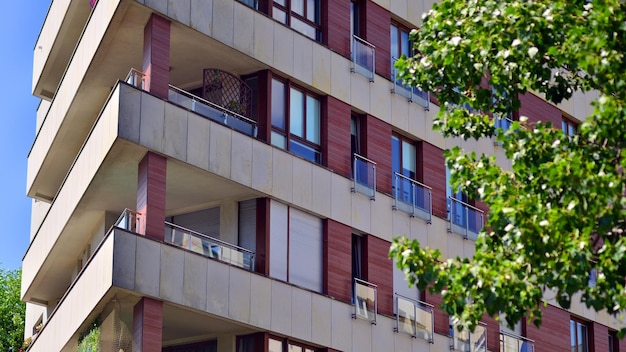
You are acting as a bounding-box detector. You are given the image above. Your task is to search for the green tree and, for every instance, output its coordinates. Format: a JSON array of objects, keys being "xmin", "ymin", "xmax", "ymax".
[
  {"xmin": 390, "ymin": 0, "xmax": 626, "ymax": 333},
  {"xmin": 0, "ymin": 267, "xmax": 25, "ymax": 351}
]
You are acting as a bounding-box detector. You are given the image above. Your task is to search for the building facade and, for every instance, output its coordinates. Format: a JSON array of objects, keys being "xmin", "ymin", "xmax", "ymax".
[{"xmin": 22, "ymin": 0, "xmax": 624, "ymax": 351}]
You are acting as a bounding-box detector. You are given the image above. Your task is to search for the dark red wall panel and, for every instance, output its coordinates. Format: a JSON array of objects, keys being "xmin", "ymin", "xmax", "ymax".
[
  {"xmin": 592, "ymin": 322, "xmax": 609, "ymax": 352},
  {"xmin": 137, "ymin": 152, "xmax": 167, "ymax": 241},
  {"xmin": 324, "ymin": 219, "xmax": 353, "ymax": 303},
  {"xmin": 323, "ymin": 1, "xmax": 350, "ymax": 58},
  {"xmin": 133, "ymin": 297, "xmax": 163, "ymax": 352},
  {"xmin": 518, "ymin": 92, "xmax": 562, "ymax": 128},
  {"xmin": 324, "ymin": 97, "xmax": 352, "ymax": 178},
  {"xmin": 364, "ymin": 1, "xmax": 391, "ymax": 79},
  {"xmin": 365, "ymin": 236, "xmax": 393, "ymax": 316},
  {"xmin": 526, "ymin": 304, "xmax": 570, "ymax": 352},
  {"xmin": 420, "ymin": 142, "xmax": 447, "ymax": 219},
  {"xmin": 425, "ymin": 290, "xmax": 450, "ymax": 336},
  {"xmin": 143, "ymin": 14, "xmax": 170, "ymax": 99}
]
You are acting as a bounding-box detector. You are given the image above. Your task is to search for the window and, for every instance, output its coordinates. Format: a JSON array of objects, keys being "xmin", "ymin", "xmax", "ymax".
[
  {"xmin": 570, "ymin": 318, "xmax": 589, "ymax": 352},
  {"xmin": 350, "ymin": 114, "xmax": 363, "ymax": 158},
  {"xmin": 269, "ymin": 337, "xmax": 317, "ymax": 352},
  {"xmin": 562, "ymin": 117, "xmax": 578, "ymax": 137},
  {"xmin": 609, "ymin": 330, "xmax": 618, "ymax": 352},
  {"xmin": 271, "ymin": 78, "xmax": 321, "ymax": 164},
  {"xmin": 446, "ymin": 167, "xmax": 484, "ymax": 240},
  {"xmin": 492, "ymin": 87, "xmax": 514, "ymax": 132},
  {"xmin": 392, "ymin": 135, "xmax": 418, "ymax": 204},
  {"xmin": 390, "ymin": 22, "xmax": 429, "ymax": 107},
  {"xmin": 272, "ymin": 0, "xmax": 321, "ymax": 41},
  {"xmin": 237, "ymin": 0, "xmax": 258, "ymax": 9},
  {"xmin": 351, "ymin": 233, "xmax": 364, "ymax": 283},
  {"xmin": 350, "ymin": 1, "xmax": 374, "ymax": 80},
  {"xmin": 269, "ymin": 200, "xmax": 323, "ymax": 292},
  {"xmin": 390, "ymin": 23, "xmax": 412, "ymax": 65}
]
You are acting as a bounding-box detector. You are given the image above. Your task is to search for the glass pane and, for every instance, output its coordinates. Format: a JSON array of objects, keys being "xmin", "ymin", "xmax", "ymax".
[
  {"xmin": 306, "ymin": 0, "xmax": 318, "ymax": 22},
  {"xmin": 272, "ymin": 7, "xmax": 287, "ymax": 24},
  {"xmin": 288, "ymin": 344, "xmax": 303, "ymax": 352},
  {"xmin": 401, "ymin": 29, "xmax": 410, "ymax": 57},
  {"xmin": 292, "ymin": 0, "xmax": 304, "ymax": 16},
  {"xmin": 290, "ymin": 17, "xmax": 317, "ymax": 40},
  {"xmin": 290, "ymin": 139, "xmax": 321, "ymax": 164},
  {"xmin": 306, "ymin": 95, "xmax": 320, "ymax": 144},
  {"xmin": 271, "ymin": 131, "xmax": 286, "ymax": 149},
  {"xmin": 402, "ymin": 140, "xmax": 416, "ymax": 176},
  {"xmin": 397, "ymin": 297, "xmax": 416, "ymax": 335},
  {"xmin": 290, "ymin": 88, "xmax": 304, "ymax": 137},
  {"xmin": 390, "ymin": 24, "xmax": 399, "ymax": 58},
  {"xmin": 570, "ymin": 320, "xmax": 576, "ymax": 348},
  {"xmin": 272, "ymin": 79, "xmax": 285, "ymax": 128},
  {"xmin": 273, "ymin": 0, "xmax": 285, "ymax": 6},
  {"xmin": 392, "ymin": 136, "xmax": 401, "ymax": 174},
  {"xmin": 269, "ymin": 338, "xmax": 283, "ymax": 352}
]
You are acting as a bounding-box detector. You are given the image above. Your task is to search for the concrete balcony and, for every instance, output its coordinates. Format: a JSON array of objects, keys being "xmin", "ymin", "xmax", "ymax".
[
  {"xmin": 32, "ymin": 0, "xmax": 92, "ymax": 100},
  {"xmin": 22, "ymin": 82, "xmax": 265, "ymax": 306}
]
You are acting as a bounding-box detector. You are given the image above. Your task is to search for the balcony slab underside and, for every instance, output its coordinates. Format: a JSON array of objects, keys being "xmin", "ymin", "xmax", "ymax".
[{"xmin": 23, "ymin": 82, "xmax": 263, "ymax": 306}]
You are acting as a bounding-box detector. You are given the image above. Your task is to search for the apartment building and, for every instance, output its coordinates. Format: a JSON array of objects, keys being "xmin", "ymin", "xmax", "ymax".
[{"xmin": 22, "ymin": 0, "xmax": 625, "ymax": 351}]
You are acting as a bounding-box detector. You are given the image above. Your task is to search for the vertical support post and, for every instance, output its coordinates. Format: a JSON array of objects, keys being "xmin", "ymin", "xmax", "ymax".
[
  {"xmin": 137, "ymin": 152, "xmax": 167, "ymax": 241},
  {"xmin": 133, "ymin": 298, "xmax": 163, "ymax": 352},
  {"xmin": 143, "ymin": 14, "xmax": 171, "ymax": 99}
]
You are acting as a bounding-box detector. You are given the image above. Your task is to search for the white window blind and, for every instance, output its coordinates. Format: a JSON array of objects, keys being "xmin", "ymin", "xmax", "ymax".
[{"xmin": 289, "ymin": 208, "xmax": 323, "ymax": 292}]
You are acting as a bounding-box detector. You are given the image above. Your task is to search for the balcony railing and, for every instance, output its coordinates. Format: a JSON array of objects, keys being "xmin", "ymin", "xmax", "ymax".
[
  {"xmin": 114, "ymin": 209, "xmax": 142, "ymax": 234},
  {"xmin": 351, "ymin": 35, "xmax": 375, "ymax": 82},
  {"xmin": 500, "ymin": 331, "xmax": 534, "ymax": 352},
  {"xmin": 451, "ymin": 323, "xmax": 487, "ymax": 352},
  {"xmin": 447, "ymin": 197, "xmax": 484, "ymax": 241},
  {"xmin": 494, "ymin": 116, "xmax": 513, "ymax": 131},
  {"xmin": 394, "ymin": 293, "xmax": 434, "ymax": 342},
  {"xmin": 352, "ymin": 278, "xmax": 377, "ymax": 325},
  {"xmin": 164, "ymin": 221, "xmax": 255, "ymax": 271},
  {"xmin": 168, "ymin": 85, "xmax": 257, "ymax": 138},
  {"xmin": 393, "ymin": 173, "xmax": 432, "ymax": 223},
  {"xmin": 352, "ymin": 154, "xmax": 376, "ymax": 200},
  {"xmin": 391, "ymin": 57, "xmax": 429, "ymax": 109},
  {"xmin": 494, "ymin": 115, "xmax": 514, "ymax": 146},
  {"xmin": 125, "ymin": 68, "xmax": 146, "ymax": 90}
]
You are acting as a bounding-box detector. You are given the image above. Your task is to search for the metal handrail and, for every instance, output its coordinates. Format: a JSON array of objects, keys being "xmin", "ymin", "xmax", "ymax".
[
  {"xmin": 394, "ymin": 172, "xmax": 432, "ymax": 190},
  {"xmin": 113, "ymin": 208, "xmax": 142, "ymax": 233},
  {"xmin": 394, "ymin": 292, "xmax": 434, "ymax": 308},
  {"xmin": 448, "ymin": 196, "xmax": 484, "ymax": 214},
  {"xmin": 354, "ymin": 277, "xmax": 377, "ymax": 288},
  {"xmin": 168, "ymin": 84, "xmax": 257, "ymax": 126},
  {"xmin": 125, "ymin": 68, "xmax": 145, "ymax": 89},
  {"xmin": 500, "ymin": 330, "xmax": 535, "ymax": 343},
  {"xmin": 353, "ymin": 153, "xmax": 377, "ymax": 165},
  {"xmin": 353, "ymin": 35, "xmax": 376, "ymax": 49},
  {"xmin": 164, "ymin": 221, "xmax": 254, "ymax": 255}
]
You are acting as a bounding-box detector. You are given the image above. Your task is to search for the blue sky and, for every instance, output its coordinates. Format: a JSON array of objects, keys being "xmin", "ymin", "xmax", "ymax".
[{"xmin": 0, "ymin": 1, "xmax": 50, "ymax": 270}]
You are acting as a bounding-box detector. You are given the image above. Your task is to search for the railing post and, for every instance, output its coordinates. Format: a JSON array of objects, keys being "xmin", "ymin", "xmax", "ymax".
[{"xmin": 464, "ymin": 205, "xmax": 470, "ymax": 239}]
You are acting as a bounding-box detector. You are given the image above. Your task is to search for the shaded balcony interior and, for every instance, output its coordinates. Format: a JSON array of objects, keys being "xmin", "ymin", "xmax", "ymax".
[
  {"xmin": 24, "ymin": 134, "xmax": 265, "ymax": 311},
  {"xmin": 38, "ymin": 288, "xmax": 262, "ymax": 352}
]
